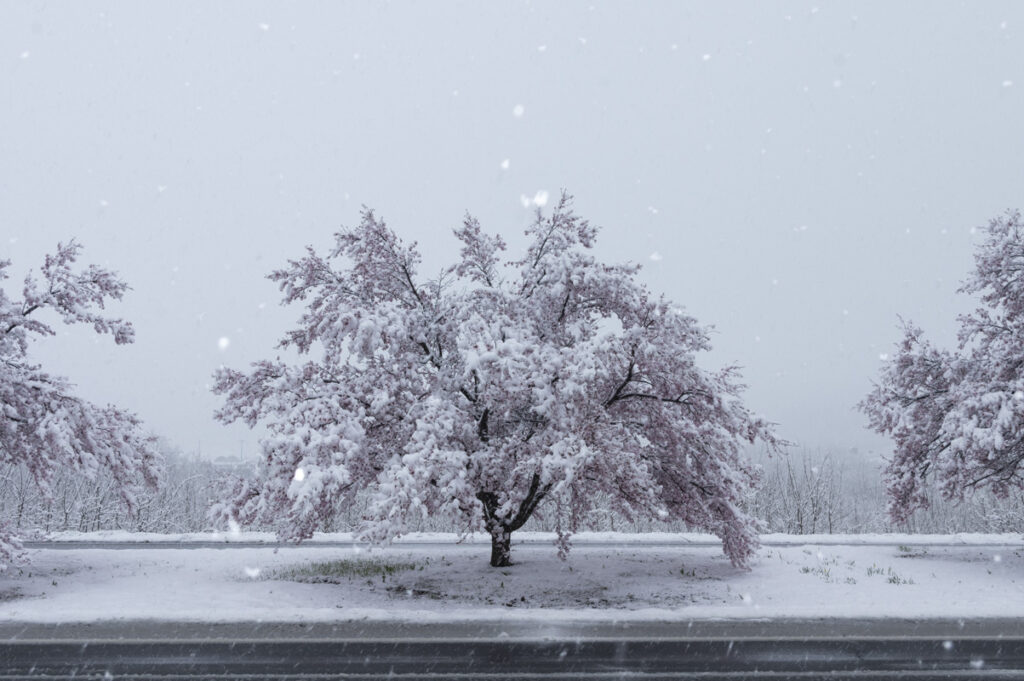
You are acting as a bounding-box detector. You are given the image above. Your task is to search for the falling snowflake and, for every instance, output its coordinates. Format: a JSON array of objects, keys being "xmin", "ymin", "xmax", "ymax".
[
  {"xmin": 520, "ymin": 190, "xmax": 549, "ymax": 208},
  {"xmin": 500, "ymin": 159, "xmax": 510, "ymax": 170},
  {"xmin": 294, "ymin": 467, "xmax": 306, "ymax": 481},
  {"xmin": 512, "ymin": 104, "xmax": 525, "ymax": 118},
  {"xmin": 649, "ymin": 252, "xmax": 663, "ymax": 262},
  {"xmin": 218, "ymin": 337, "xmax": 230, "ymax": 351}
]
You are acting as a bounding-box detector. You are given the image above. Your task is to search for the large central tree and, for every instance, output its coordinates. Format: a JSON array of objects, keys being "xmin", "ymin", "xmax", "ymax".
[{"xmin": 214, "ymin": 194, "xmax": 780, "ymax": 567}]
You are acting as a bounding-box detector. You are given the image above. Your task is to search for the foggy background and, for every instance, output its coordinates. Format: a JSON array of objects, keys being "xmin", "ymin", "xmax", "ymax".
[{"xmin": 3, "ymin": 1, "xmax": 1022, "ymax": 463}]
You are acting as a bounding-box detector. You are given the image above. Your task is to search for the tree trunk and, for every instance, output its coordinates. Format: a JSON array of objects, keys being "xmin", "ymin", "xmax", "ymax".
[{"xmin": 490, "ymin": 528, "xmax": 512, "ymax": 567}]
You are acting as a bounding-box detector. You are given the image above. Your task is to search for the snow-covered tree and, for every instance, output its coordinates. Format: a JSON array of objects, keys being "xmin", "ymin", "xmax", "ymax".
[
  {"xmin": 213, "ymin": 194, "xmax": 780, "ymax": 567},
  {"xmin": 863, "ymin": 210, "xmax": 1024, "ymax": 523},
  {"xmin": 0, "ymin": 241, "xmax": 160, "ymax": 565}
]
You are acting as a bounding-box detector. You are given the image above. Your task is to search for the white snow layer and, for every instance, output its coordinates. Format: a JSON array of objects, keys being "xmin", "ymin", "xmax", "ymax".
[{"xmin": 1, "ymin": 532, "xmax": 1020, "ymax": 623}]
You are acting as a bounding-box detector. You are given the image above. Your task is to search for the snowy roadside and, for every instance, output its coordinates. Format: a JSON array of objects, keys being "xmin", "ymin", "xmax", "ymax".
[
  {"xmin": 38, "ymin": 530, "xmax": 1024, "ymax": 546},
  {"xmin": 0, "ymin": 537, "xmax": 1021, "ymax": 623}
]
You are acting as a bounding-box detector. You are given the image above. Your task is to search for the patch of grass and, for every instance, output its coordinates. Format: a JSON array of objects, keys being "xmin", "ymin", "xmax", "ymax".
[
  {"xmin": 386, "ymin": 585, "xmax": 444, "ymax": 600},
  {"xmin": 271, "ymin": 557, "xmax": 419, "ymax": 584},
  {"xmin": 799, "ymin": 565, "xmax": 833, "ymax": 582},
  {"xmin": 866, "ymin": 563, "xmax": 914, "ymax": 585},
  {"xmin": 886, "ymin": 568, "xmax": 915, "ymax": 585},
  {"xmin": 799, "ymin": 552, "xmax": 840, "ymax": 582},
  {"xmin": 897, "ymin": 544, "xmax": 928, "ymax": 558}
]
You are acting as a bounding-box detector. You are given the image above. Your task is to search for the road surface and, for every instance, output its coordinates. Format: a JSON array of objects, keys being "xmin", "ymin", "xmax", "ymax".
[{"xmin": 2, "ymin": 619, "xmax": 1023, "ymax": 679}]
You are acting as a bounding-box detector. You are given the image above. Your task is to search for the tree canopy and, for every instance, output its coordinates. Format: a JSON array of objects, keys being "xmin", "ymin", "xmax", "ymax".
[
  {"xmin": 214, "ymin": 194, "xmax": 780, "ymax": 566},
  {"xmin": 863, "ymin": 211, "xmax": 1024, "ymax": 521},
  {"xmin": 0, "ymin": 242, "xmax": 160, "ymax": 565}
]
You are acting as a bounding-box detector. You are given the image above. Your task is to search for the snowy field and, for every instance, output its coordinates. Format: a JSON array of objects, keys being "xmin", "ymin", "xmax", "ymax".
[
  {"xmin": 39, "ymin": 529, "xmax": 1024, "ymax": 546},
  {"xmin": 1, "ymin": 533, "xmax": 1022, "ymax": 623}
]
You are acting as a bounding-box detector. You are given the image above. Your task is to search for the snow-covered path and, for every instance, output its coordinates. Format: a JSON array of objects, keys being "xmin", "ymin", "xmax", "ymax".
[{"xmin": 1, "ymin": 533, "xmax": 1021, "ymax": 623}]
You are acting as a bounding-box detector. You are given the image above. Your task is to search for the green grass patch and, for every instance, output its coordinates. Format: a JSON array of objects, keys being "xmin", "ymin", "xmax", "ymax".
[
  {"xmin": 865, "ymin": 563, "xmax": 915, "ymax": 585},
  {"xmin": 271, "ymin": 557, "xmax": 420, "ymax": 584}
]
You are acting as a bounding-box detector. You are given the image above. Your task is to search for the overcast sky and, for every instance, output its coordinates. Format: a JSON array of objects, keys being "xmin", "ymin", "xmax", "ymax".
[{"xmin": 3, "ymin": 1, "xmax": 1023, "ymax": 461}]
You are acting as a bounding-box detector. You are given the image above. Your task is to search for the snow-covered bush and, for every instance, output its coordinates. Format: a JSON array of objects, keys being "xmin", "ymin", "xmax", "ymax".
[
  {"xmin": 0, "ymin": 242, "xmax": 160, "ymax": 565},
  {"xmin": 863, "ymin": 211, "xmax": 1024, "ymax": 524},
  {"xmin": 213, "ymin": 193, "xmax": 781, "ymax": 567}
]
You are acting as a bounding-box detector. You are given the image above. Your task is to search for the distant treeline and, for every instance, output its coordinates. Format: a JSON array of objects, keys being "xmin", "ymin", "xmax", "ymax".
[
  {"xmin": 0, "ymin": 448, "xmax": 243, "ymax": 535},
  {"xmin": 2, "ymin": 447, "xmax": 1021, "ymax": 536}
]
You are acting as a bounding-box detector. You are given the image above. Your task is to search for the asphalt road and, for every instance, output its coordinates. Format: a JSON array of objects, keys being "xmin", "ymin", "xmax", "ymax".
[{"xmin": 2, "ymin": 620, "xmax": 1023, "ymax": 679}]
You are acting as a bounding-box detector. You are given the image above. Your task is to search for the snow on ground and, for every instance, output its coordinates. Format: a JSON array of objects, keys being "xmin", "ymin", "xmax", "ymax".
[
  {"xmin": 2, "ymin": 534, "xmax": 1022, "ymax": 623},
  {"xmin": 41, "ymin": 530, "xmax": 1024, "ymax": 546}
]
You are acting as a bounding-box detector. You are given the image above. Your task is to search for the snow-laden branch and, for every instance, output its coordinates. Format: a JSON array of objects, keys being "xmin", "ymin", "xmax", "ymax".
[
  {"xmin": 0, "ymin": 242, "xmax": 159, "ymax": 566},
  {"xmin": 863, "ymin": 210, "xmax": 1024, "ymax": 522}
]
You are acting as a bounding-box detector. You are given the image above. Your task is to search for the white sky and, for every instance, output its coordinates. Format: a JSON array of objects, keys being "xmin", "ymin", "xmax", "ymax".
[{"xmin": 3, "ymin": 2, "xmax": 1022, "ymax": 460}]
